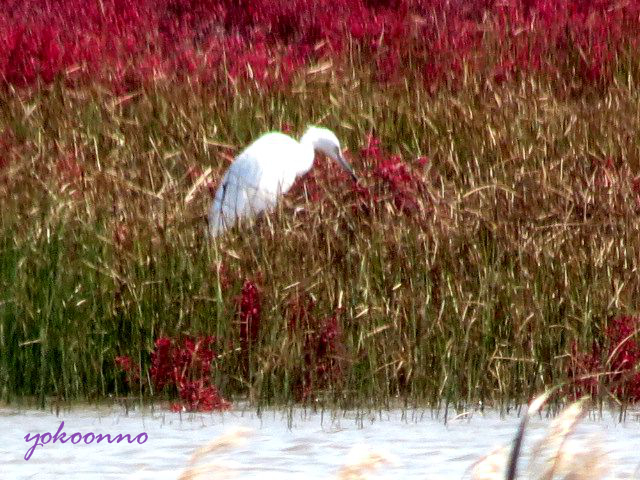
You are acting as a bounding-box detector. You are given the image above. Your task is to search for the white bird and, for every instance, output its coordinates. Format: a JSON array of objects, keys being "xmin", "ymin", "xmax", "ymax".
[{"xmin": 208, "ymin": 126, "xmax": 357, "ymax": 236}]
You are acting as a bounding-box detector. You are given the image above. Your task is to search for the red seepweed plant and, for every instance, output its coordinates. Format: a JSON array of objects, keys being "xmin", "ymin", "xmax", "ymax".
[
  {"xmin": 353, "ymin": 134, "xmax": 429, "ymax": 217},
  {"xmin": 3, "ymin": 1, "xmax": 640, "ymax": 92},
  {"xmin": 116, "ymin": 335, "xmax": 231, "ymax": 412},
  {"xmin": 283, "ymin": 133, "xmax": 430, "ymax": 222},
  {"xmin": 569, "ymin": 315, "xmax": 640, "ymax": 402},
  {"xmin": 237, "ymin": 279, "xmax": 261, "ymax": 352},
  {"xmin": 114, "ymin": 355, "xmax": 140, "ymax": 387},
  {"xmin": 287, "ymin": 293, "xmax": 346, "ymax": 401}
]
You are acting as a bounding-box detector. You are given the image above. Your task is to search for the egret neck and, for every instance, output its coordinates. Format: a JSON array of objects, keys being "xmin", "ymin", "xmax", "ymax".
[{"xmin": 297, "ymin": 128, "xmax": 322, "ymax": 177}]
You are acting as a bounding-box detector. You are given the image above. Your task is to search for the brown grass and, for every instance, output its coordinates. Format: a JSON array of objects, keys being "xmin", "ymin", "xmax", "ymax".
[{"xmin": 1, "ymin": 71, "xmax": 639, "ymax": 407}]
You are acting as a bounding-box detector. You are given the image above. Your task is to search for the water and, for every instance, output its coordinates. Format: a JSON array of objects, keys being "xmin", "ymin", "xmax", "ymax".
[{"xmin": 2, "ymin": 404, "xmax": 639, "ymax": 479}]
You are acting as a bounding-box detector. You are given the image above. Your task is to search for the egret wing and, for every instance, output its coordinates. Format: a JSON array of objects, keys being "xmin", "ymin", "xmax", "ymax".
[
  {"xmin": 209, "ymin": 151, "xmax": 273, "ymax": 235},
  {"xmin": 208, "ymin": 132, "xmax": 308, "ymax": 236}
]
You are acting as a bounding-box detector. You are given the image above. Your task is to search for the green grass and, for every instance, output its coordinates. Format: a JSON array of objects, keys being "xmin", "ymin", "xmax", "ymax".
[{"xmin": 1, "ymin": 68, "xmax": 639, "ymax": 409}]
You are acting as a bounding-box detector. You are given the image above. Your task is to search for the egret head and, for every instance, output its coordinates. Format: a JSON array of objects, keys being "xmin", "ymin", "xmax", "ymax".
[{"xmin": 302, "ymin": 126, "xmax": 358, "ymax": 182}]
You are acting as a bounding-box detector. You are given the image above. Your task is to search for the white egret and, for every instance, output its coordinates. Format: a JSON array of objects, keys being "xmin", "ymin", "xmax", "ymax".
[{"xmin": 208, "ymin": 126, "xmax": 357, "ymax": 236}]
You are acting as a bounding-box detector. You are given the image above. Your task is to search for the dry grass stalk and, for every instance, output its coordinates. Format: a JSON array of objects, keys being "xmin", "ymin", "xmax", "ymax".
[
  {"xmin": 529, "ymin": 399, "xmax": 610, "ymax": 480},
  {"xmin": 546, "ymin": 436, "xmax": 609, "ymax": 480},
  {"xmin": 336, "ymin": 444, "xmax": 395, "ymax": 480},
  {"xmin": 503, "ymin": 391, "xmax": 554, "ymax": 480},
  {"xmin": 470, "ymin": 445, "xmax": 511, "ymax": 480},
  {"xmin": 472, "ymin": 392, "xmax": 610, "ymax": 480},
  {"xmin": 178, "ymin": 426, "xmax": 252, "ymax": 480}
]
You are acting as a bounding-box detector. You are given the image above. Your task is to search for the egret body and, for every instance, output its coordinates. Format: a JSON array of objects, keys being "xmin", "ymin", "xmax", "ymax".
[{"xmin": 208, "ymin": 126, "xmax": 356, "ymax": 236}]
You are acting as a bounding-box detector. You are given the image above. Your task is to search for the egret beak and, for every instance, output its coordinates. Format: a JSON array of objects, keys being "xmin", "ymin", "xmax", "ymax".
[{"xmin": 336, "ymin": 151, "xmax": 358, "ymax": 183}]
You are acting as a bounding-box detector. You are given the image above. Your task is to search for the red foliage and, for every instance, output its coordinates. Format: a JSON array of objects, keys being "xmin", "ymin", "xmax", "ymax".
[
  {"xmin": 355, "ymin": 134, "xmax": 428, "ymax": 216},
  {"xmin": 568, "ymin": 342, "xmax": 602, "ymax": 399},
  {"xmin": 285, "ymin": 136, "xmax": 429, "ymax": 220},
  {"xmin": 569, "ymin": 315, "xmax": 640, "ymax": 402},
  {"xmin": 237, "ymin": 280, "xmax": 261, "ymax": 351},
  {"xmin": 361, "ymin": 134, "xmax": 382, "ymax": 158},
  {"xmin": 172, "ymin": 380, "xmax": 230, "ymax": 413},
  {"xmin": 149, "ymin": 336, "xmax": 176, "ymax": 391},
  {"xmin": 117, "ymin": 335, "xmax": 230, "ymax": 412},
  {"xmin": 2, "ymin": 1, "xmax": 640, "ymax": 92},
  {"xmin": 115, "ymin": 355, "xmax": 133, "ymax": 371},
  {"xmin": 312, "ymin": 314, "xmax": 343, "ymax": 381},
  {"xmin": 287, "ymin": 293, "xmax": 345, "ymax": 401},
  {"xmin": 3, "ymin": 24, "xmax": 63, "ymax": 86},
  {"xmin": 115, "ymin": 355, "xmax": 140, "ymax": 385},
  {"xmin": 373, "ymin": 155, "xmax": 423, "ymax": 214}
]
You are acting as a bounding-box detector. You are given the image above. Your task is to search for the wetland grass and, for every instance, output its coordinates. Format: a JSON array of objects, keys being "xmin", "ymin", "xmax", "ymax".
[{"xmin": 1, "ymin": 1, "xmax": 640, "ymax": 411}]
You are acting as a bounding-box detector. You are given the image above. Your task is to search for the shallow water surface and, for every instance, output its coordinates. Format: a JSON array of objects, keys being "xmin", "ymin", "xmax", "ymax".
[{"xmin": 2, "ymin": 405, "xmax": 639, "ymax": 479}]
